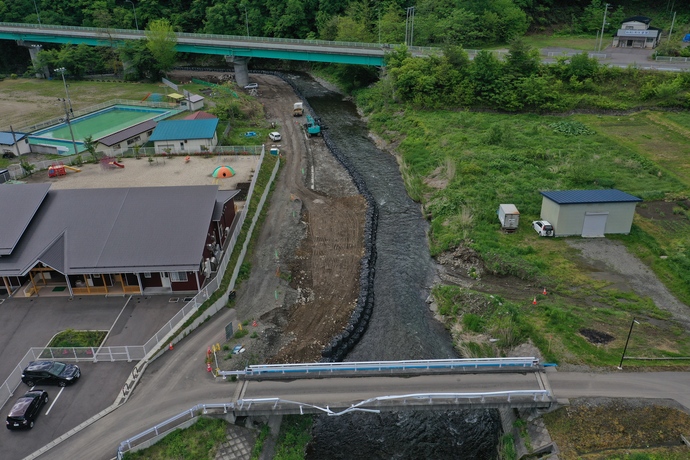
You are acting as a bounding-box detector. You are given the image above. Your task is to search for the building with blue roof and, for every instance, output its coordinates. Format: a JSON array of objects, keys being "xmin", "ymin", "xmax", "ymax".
[
  {"xmin": 539, "ymin": 189, "xmax": 642, "ymax": 237},
  {"xmin": 148, "ymin": 118, "xmax": 219, "ymax": 154},
  {"xmin": 0, "ymin": 131, "xmax": 30, "ymax": 157}
]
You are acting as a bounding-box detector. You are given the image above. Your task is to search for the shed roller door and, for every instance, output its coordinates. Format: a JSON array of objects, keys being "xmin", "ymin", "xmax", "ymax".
[{"xmin": 582, "ymin": 212, "xmax": 608, "ymax": 237}]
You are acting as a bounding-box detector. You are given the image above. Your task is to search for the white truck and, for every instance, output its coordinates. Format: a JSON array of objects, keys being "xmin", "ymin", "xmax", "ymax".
[
  {"xmin": 497, "ymin": 204, "xmax": 520, "ymax": 232},
  {"xmin": 293, "ymin": 102, "xmax": 304, "ymax": 117}
]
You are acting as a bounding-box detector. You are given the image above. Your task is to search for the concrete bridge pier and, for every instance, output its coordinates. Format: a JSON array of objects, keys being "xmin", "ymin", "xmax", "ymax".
[
  {"xmin": 18, "ymin": 41, "xmax": 48, "ymax": 78},
  {"xmin": 225, "ymin": 56, "xmax": 251, "ymax": 87}
]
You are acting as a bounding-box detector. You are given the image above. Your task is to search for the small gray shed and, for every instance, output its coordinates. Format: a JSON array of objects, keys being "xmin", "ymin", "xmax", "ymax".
[{"xmin": 539, "ymin": 189, "xmax": 642, "ymax": 237}]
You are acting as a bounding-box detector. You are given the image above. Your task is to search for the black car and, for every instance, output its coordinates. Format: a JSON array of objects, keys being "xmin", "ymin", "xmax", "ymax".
[
  {"xmin": 6, "ymin": 390, "xmax": 49, "ymax": 430},
  {"xmin": 21, "ymin": 361, "xmax": 81, "ymax": 387}
]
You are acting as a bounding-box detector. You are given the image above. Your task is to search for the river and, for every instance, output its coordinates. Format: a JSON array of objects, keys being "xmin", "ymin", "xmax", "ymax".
[{"xmin": 290, "ymin": 74, "xmax": 503, "ymax": 459}]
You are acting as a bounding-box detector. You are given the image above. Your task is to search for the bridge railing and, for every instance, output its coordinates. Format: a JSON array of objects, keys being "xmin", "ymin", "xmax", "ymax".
[
  {"xmin": 218, "ymin": 357, "xmax": 539, "ymax": 378},
  {"xmin": 0, "ymin": 22, "xmax": 439, "ymax": 54}
]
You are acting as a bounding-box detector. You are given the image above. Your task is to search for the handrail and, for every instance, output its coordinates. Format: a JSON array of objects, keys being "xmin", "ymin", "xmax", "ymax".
[{"xmin": 217, "ymin": 357, "xmax": 539, "ymax": 378}]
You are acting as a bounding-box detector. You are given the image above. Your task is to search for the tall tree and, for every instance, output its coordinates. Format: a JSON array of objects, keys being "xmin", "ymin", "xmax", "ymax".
[{"xmin": 145, "ymin": 19, "xmax": 177, "ymax": 76}]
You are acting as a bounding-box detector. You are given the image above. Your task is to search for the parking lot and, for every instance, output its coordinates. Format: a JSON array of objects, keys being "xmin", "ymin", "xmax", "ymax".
[{"xmin": 0, "ymin": 295, "xmax": 184, "ymax": 460}]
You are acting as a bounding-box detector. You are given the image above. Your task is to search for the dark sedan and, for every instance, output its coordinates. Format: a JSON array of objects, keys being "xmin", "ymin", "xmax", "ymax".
[
  {"xmin": 21, "ymin": 361, "xmax": 81, "ymax": 387},
  {"xmin": 6, "ymin": 390, "xmax": 49, "ymax": 430}
]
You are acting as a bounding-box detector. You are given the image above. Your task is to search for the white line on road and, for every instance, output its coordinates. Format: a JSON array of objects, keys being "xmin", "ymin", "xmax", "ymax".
[
  {"xmin": 45, "ymin": 386, "xmax": 64, "ymax": 415},
  {"xmin": 98, "ymin": 295, "xmax": 133, "ymax": 354}
]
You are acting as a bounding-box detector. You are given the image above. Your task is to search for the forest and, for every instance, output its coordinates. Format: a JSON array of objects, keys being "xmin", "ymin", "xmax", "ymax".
[{"xmin": 1, "ymin": 0, "xmax": 688, "ymax": 47}]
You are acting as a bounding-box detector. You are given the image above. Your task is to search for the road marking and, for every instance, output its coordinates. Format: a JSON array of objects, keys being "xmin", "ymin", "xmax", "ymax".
[
  {"xmin": 45, "ymin": 386, "xmax": 64, "ymax": 415},
  {"xmin": 98, "ymin": 295, "xmax": 133, "ymax": 354}
]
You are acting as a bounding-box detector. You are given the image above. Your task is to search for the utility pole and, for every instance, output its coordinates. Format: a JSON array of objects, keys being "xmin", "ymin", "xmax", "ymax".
[
  {"xmin": 245, "ymin": 7, "xmax": 250, "ymax": 37},
  {"xmin": 669, "ymin": 11, "xmax": 676, "ymax": 42},
  {"xmin": 405, "ymin": 7, "xmax": 415, "ymax": 47},
  {"xmin": 598, "ymin": 3, "xmax": 610, "ymax": 52},
  {"xmin": 618, "ymin": 318, "xmax": 640, "ymax": 370}
]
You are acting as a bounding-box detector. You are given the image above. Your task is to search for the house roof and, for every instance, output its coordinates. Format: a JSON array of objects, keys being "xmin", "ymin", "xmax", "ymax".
[
  {"xmin": 167, "ymin": 93, "xmax": 185, "ymax": 100},
  {"xmin": 540, "ymin": 189, "xmax": 642, "ymax": 205},
  {"xmin": 184, "ymin": 111, "xmax": 216, "ymax": 120},
  {"xmin": 149, "ymin": 119, "xmax": 219, "ymax": 142},
  {"xmin": 0, "ymin": 131, "xmax": 28, "ymax": 145},
  {"xmin": 97, "ymin": 120, "xmax": 157, "ymax": 147},
  {"xmin": 0, "ymin": 183, "xmax": 50, "ymax": 256},
  {"xmin": 189, "ymin": 94, "xmax": 204, "ymax": 103},
  {"xmin": 622, "ymin": 16, "xmax": 651, "ymax": 25},
  {"xmin": 213, "ymin": 190, "xmax": 241, "ymax": 221},
  {"xmin": 0, "ymin": 185, "xmax": 229, "ymax": 276}
]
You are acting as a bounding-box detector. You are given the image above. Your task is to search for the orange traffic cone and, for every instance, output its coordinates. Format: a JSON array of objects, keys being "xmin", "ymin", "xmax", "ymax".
[
  {"xmin": 207, "ymin": 362, "xmax": 212, "ymax": 372},
  {"xmin": 169, "ymin": 342, "xmax": 174, "ymax": 351},
  {"xmin": 542, "ymin": 288, "xmax": 548, "ymax": 295},
  {"xmin": 532, "ymin": 297, "xmax": 538, "ymax": 305}
]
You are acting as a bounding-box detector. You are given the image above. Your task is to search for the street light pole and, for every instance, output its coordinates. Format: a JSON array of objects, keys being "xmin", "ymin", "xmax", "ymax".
[
  {"xmin": 126, "ymin": 0, "xmax": 139, "ymax": 31},
  {"xmin": 245, "ymin": 7, "xmax": 249, "ymax": 37},
  {"xmin": 618, "ymin": 318, "xmax": 640, "ymax": 369}
]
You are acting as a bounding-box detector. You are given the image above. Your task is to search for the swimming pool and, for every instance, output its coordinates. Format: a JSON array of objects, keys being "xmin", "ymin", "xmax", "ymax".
[{"xmin": 29, "ymin": 105, "xmax": 181, "ymax": 155}]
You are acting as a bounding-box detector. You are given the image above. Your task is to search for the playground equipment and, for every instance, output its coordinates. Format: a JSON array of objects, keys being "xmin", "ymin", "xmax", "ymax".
[
  {"xmin": 100, "ymin": 156, "xmax": 125, "ymax": 169},
  {"xmin": 212, "ymin": 166, "xmax": 235, "ymax": 178},
  {"xmin": 48, "ymin": 162, "xmax": 81, "ymax": 178},
  {"xmin": 305, "ymin": 115, "xmax": 321, "ymax": 137}
]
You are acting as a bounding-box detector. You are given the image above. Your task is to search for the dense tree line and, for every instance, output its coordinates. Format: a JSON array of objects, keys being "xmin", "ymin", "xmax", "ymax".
[
  {"xmin": 357, "ymin": 40, "xmax": 690, "ymax": 113},
  {"xmin": 2, "ymin": 1, "xmax": 688, "ymax": 46}
]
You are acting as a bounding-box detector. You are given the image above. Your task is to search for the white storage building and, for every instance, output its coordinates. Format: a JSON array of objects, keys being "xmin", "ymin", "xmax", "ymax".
[{"xmin": 539, "ymin": 189, "xmax": 642, "ymax": 237}]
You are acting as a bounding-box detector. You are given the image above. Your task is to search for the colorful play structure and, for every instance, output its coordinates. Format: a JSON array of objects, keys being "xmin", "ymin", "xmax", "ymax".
[
  {"xmin": 48, "ymin": 162, "xmax": 81, "ymax": 178},
  {"xmin": 100, "ymin": 156, "xmax": 125, "ymax": 169},
  {"xmin": 212, "ymin": 166, "xmax": 235, "ymax": 178}
]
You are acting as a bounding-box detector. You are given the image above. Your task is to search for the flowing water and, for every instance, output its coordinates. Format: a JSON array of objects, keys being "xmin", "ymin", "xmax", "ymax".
[{"xmin": 292, "ymin": 74, "xmax": 502, "ymax": 459}]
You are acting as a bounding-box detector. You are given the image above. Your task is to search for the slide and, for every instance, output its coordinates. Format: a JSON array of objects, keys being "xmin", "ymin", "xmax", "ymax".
[
  {"xmin": 63, "ymin": 166, "xmax": 81, "ymax": 173},
  {"xmin": 141, "ymin": 92, "xmax": 151, "ymax": 101},
  {"xmin": 111, "ymin": 161, "xmax": 125, "ymax": 168}
]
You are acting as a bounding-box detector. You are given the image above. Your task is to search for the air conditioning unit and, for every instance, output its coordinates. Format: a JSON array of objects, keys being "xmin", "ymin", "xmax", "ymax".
[
  {"xmin": 203, "ymin": 258, "xmax": 212, "ymax": 276},
  {"xmin": 224, "ymin": 227, "xmax": 231, "ymax": 237}
]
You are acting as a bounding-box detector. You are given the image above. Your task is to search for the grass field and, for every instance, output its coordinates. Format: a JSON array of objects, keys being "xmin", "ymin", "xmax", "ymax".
[{"xmin": 364, "ymin": 104, "xmax": 690, "ymax": 368}]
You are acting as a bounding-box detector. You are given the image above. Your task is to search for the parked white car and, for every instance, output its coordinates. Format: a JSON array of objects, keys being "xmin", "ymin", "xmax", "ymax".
[
  {"xmin": 269, "ymin": 132, "xmax": 281, "ymax": 141},
  {"xmin": 244, "ymin": 83, "xmax": 258, "ymax": 90},
  {"xmin": 533, "ymin": 220, "xmax": 554, "ymax": 237}
]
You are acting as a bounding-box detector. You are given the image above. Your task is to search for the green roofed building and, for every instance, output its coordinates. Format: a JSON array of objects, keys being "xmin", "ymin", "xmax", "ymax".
[{"xmin": 149, "ymin": 118, "xmax": 219, "ymax": 154}]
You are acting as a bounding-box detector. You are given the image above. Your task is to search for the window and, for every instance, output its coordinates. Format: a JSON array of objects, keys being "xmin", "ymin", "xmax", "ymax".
[
  {"xmin": 170, "ymin": 272, "xmax": 188, "ymax": 282},
  {"xmin": 143, "ymin": 272, "xmax": 152, "ymax": 278}
]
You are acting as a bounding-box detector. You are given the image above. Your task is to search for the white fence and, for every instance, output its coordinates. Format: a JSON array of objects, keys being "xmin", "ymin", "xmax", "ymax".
[{"xmin": 655, "ymin": 56, "xmax": 690, "ymax": 62}]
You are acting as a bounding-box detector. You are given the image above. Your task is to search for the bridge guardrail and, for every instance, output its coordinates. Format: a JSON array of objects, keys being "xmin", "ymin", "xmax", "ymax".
[{"xmin": 217, "ymin": 357, "xmax": 540, "ymax": 379}]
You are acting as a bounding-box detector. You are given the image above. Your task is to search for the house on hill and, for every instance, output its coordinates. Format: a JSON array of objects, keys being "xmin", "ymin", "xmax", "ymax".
[
  {"xmin": 148, "ymin": 118, "xmax": 219, "ymax": 154},
  {"xmin": 613, "ymin": 16, "xmax": 661, "ymax": 49},
  {"xmin": 0, "ymin": 183, "xmax": 239, "ymax": 297}
]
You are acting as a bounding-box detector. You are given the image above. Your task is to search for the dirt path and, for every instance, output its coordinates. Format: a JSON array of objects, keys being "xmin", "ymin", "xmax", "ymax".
[{"xmin": 198, "ymin": 73, "xmax": 366, "ymax": 364}]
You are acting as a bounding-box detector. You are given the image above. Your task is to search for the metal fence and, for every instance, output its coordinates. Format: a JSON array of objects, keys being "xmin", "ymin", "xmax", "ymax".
[
  {"xmin": 655, "ymin": 55, "xmax": 690, "ymax": 62},
  {"xmin": 12, "ymin": 99, "xmax": 178, "ymax": 133}
]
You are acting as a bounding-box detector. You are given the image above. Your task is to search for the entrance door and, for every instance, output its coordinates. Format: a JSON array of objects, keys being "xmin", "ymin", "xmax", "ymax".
[
  {"xmin": 582, "ymin": 212, "xmax": 608, "ymax": 237},
  {"xmin": 160, "ymin": 272, "xmax": 171, "ymax": 288}
]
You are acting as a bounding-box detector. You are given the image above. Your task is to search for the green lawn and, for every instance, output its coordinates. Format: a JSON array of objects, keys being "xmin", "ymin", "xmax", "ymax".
[{"xmin": 364, "ymin": 105, "xmax": 690, "ymax": 367}]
